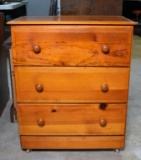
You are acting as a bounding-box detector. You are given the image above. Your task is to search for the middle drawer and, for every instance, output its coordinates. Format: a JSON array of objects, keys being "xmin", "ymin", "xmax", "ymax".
[{"xmin": 15, "ymin": 67, "xmax": 129, "ymax": 103}]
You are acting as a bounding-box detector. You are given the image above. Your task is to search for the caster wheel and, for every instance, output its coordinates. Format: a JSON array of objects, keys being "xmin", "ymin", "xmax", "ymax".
[
  {"xmin": 26, "ymin": 149, "xmax": 32, "ymax": 153},
  {"xmin": 114, "ymin": 149, "xmax": 120, "ymax": 153}
]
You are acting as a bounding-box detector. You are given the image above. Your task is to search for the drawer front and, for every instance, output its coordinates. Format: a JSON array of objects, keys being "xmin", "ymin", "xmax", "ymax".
[
  {"xmin": 18, "ymin": 104, "xmax": 127, "ymax": 136},
  {"xmin": 21, "ymin": 136, "xmax": 125, "ymax": 149},
  {"xmin": 12, "ymin": 25, "xmax": 132, "ymax": 66},
  {"xmin": 15, "ymin": 67, "xmax": 129, "ymax": 103}
]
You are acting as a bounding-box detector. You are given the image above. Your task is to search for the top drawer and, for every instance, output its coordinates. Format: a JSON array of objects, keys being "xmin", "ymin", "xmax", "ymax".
[{"xmin": 11, "ymin": 25, "xmax": 133, "ymax": 66}]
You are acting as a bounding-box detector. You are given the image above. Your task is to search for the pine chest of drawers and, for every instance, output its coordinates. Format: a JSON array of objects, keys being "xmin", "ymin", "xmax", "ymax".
[{"xmin": 8, "ymin": 16, "xmax": 136, "ymax": 150}]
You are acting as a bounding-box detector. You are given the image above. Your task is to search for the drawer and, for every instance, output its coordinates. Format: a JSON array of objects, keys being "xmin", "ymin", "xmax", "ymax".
[
  {"xmin": 12, "ymin": 25, "xmax": 132, "ymax": 66},
  {"xmin": 18, "ymin": 104, "xmax": 127, "ymax": 136},
  {"xmin": 21, "ymin": 136, "xmax": 125, "ymax": 149},
  {"xmin": 15, "ymin": 67, "xmax": 129, "ymax": 103}
]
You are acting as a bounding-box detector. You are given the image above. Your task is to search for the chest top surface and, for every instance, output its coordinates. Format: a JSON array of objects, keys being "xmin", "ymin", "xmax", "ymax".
[{"xmin": 7, "ymin": 16, "xmax": 137, "ymax": 25}]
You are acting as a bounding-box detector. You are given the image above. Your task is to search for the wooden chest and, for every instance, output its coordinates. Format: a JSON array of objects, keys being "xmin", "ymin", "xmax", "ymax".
[{"xmin": 8, "ymin": 16, "xmax": 136, "ymax": 150}]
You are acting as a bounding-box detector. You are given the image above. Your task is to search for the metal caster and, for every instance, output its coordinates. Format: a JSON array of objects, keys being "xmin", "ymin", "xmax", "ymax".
[
  {"xmin": 114, "ymin": 149, "xmax": 120, "ymax": 153},
  {"xmin": 26, "ymin": 149, "xmax": 32, "ymax": 153}
]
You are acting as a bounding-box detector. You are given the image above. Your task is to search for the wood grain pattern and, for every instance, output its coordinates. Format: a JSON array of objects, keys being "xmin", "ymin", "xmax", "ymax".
[
  {"xmin": 21, "ymin": 135, "xmax": 125, "ymax": 149},
  {"xmin": 15, "ymin": 67, "xmax": 129, "ymax": 103},
  {"xmin": 11, "ymin": 25, "xmax": 132, "ymax": 66},
  {"xmin": 7, "ymin": 16, "xmax": 137, "ymax": 25},
  {"xmin": 18, "ymin": 103, "xmax": 127, "ymax": 135}
]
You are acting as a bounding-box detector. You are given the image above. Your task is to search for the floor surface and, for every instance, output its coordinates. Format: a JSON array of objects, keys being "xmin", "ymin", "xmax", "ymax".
[{"xmin": 0, "ymin": 35, "xmax": 141, "ymax": 160}]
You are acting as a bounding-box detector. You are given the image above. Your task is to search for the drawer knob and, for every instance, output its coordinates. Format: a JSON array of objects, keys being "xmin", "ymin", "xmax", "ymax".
[
  {"xmin": 37, "ymin": 118, "xmax": 45, "ymax": 127},
  {"xmin": 36, "ymin": 84, "xmax": 43, "ymax": 92},
  {"xmin": 33, "ymin": 45, "xmax": 41, "ymax": 54},
  {"xmin": 101, "ymin": 84, "xmax": 108, "ymax": 92},
  {"xmin": 102, "ymin": 45, "xmax": 110, "ymax": 54},
  {"xmin": 99, "ymin": 119, "xmax": 107, "ymax": 127}
]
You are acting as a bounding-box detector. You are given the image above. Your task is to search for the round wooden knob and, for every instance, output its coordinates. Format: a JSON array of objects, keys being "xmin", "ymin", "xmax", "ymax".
[
  {"xmin": 102, "ymin": 45, "xmax": 110, "ymax": 54},
  {"xmin": 37, "ymin": 118, "xmax": 45, "ymax": 127},
  {"xmin": 33, "ymin": 45, "xmax": 41, "ymax": 54},
  {"xmin": 101, "ymin": 84, "xmax": 108, "ymax": 92},
  {"xmin": 99, "ymin": 103, "xmax": 107, "ymax": 110},
  {"xmin": 99, "ymin": 119, "xmax": 107, "ymax": 127},
  {"xmin": 36, "ymin": 84, "xmax": 43, "ymax": 92}
]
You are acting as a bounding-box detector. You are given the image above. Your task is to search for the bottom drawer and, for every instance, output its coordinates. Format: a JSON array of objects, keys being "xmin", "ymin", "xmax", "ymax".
[
  {"xmin": 21, "ymin": 135, "xmax": 125, "ymax": 149},
  {"xmin": 18, "ymin": 104, "xmax": 127, "ymax": 136}
]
